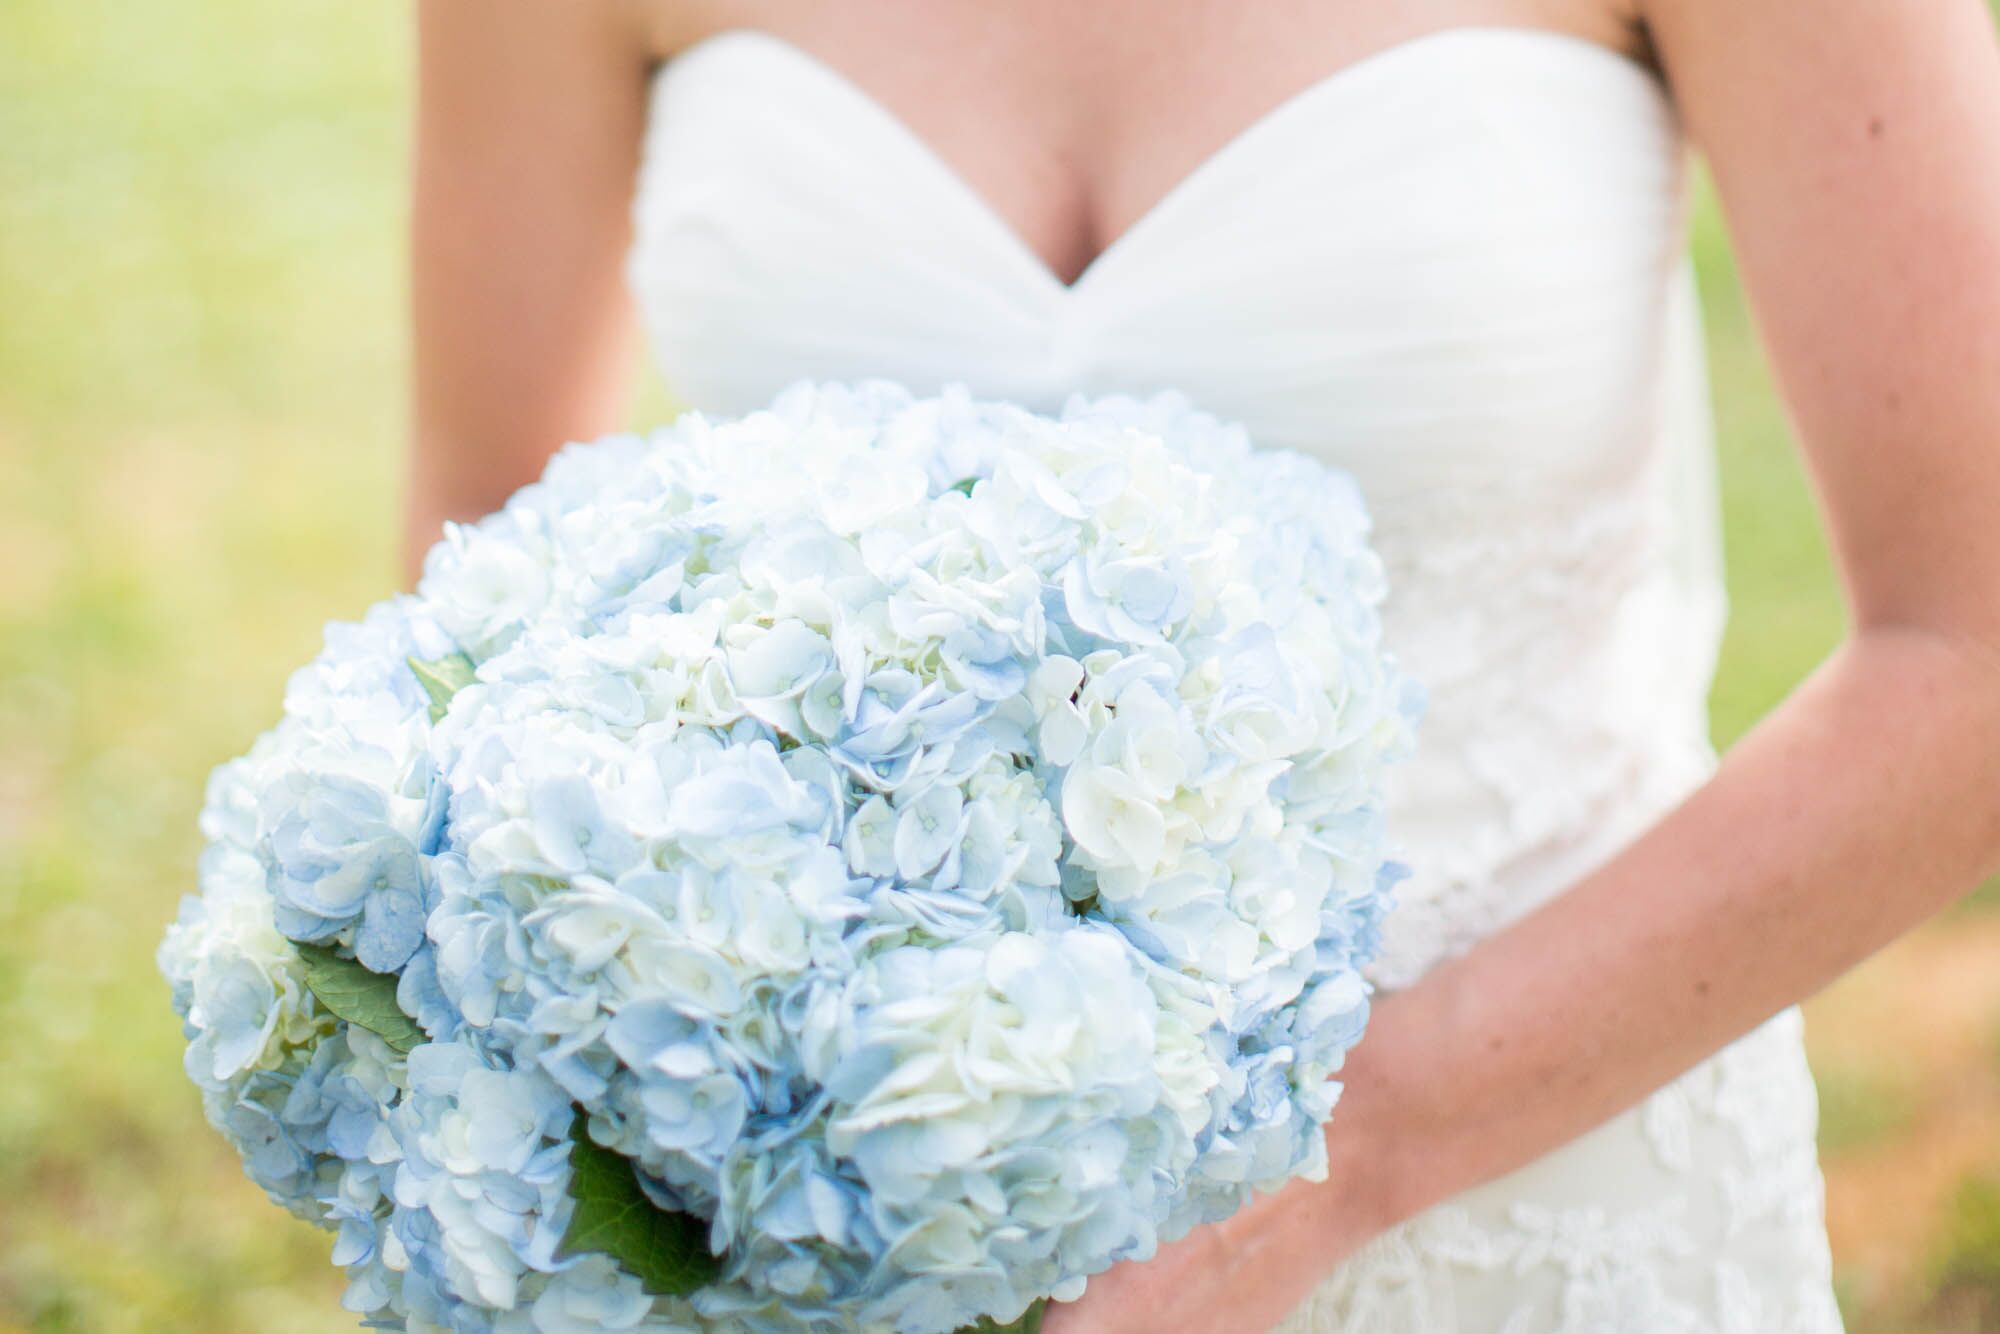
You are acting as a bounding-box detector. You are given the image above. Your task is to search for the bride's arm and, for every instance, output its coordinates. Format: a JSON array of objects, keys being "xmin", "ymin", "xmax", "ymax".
[
  {"xmin": 1047, "ymin": 2, "xmax": 2000, "ymax": 1329},
  {"xmin": 404, "ymin": 0, "xmax": 658, "ymax": 580},
  {"xmin": 1354, "ymin": 0, "xmax": 2000, "ymax": 1225}
]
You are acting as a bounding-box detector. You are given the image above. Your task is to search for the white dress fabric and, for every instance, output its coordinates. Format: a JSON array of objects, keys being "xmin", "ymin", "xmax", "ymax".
[{"xmin": 625, "ymin": 26, "xmax": 1843, "ymax": 1331}]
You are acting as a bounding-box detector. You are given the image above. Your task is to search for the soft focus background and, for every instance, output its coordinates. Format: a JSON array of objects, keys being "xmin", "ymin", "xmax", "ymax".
[{"xmin": 4, "ymin": 5, "xmax": 2000, "ymax": 1331}]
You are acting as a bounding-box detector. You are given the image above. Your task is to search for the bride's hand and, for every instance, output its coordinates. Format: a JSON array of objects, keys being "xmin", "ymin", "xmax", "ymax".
[{"xmin": 1037, "ymin": 1124, "xmax": 1400, "ymax": 1334}]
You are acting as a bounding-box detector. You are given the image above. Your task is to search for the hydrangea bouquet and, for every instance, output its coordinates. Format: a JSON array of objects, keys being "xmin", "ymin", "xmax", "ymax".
[{"xmin": 160, "ymin": 381, "xmax": 1420, "ymax": 1332}]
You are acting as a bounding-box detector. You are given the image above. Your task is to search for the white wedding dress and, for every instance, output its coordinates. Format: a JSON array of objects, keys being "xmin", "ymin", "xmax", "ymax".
[{"xmin": 624, "ymin": 26, "xmax": 1844, "ymax": 1332}]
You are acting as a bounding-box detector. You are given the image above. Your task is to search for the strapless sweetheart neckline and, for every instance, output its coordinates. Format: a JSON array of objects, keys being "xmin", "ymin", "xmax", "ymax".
[{"xmin": 656, "ymin": 25, "xmax": 1665, "ymax": 297}]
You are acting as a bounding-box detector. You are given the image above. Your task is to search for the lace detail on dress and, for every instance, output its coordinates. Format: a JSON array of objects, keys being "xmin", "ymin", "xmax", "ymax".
[
  {"xmin": 1280, "ymin": 1009, "xmax": 1841, "ymax": 1333},
  {"xmin": 1361, "ymin": 444, "xmax": 1709, "ymax": 990}
]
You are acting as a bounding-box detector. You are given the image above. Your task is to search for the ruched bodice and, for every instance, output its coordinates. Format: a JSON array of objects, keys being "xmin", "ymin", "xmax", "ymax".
[{"xmin": 625, "ymin": 27, "xmax": 1839, "ymax": 1331}]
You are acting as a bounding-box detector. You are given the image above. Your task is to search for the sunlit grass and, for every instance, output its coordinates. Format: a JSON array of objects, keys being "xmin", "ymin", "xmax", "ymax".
[
  {"xmin": 0, "ymin": 3, "xmax": 403, "ymax": 1329},
  {"xmin": 2, "ymin": 3, "xmax": 1996, "ymax": 1330}
]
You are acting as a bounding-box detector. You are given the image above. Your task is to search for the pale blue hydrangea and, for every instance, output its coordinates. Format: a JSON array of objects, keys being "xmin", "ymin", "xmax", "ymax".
[
  {"xmin": 165, "ymin": 379, "xmax": 1419, "ymax": 1332},
  {"xmin": 385, "ymin": 1043, "xmax": 579, "ymax": 1311},
  {"xmin": 159, "ymin": 752, "xmax": 345, "ymax": 1214},
  {"xmin": 259, "ymin": 599, "xmax": 455, "ymax": 973}
]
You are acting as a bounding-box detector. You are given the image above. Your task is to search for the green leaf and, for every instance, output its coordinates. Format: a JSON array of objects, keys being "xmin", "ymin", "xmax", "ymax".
[
  {"xmin": 560, "ymin": 1112, "xmax": 721, "ymax": 1297},
  {"xmin": 948, "ymin": 476, "xmax": 979, "ymax": 496},
  {"xmin": 294, "ymin": 942, "xmax": 426, "ymax": 1054},
  {"xmin": 965, "ymin": 1299, "xmax": 1048, "ymax": 1334},
  {"xmin": 407, "ymin": 651, "xmax": 477, "ymax": 723}
]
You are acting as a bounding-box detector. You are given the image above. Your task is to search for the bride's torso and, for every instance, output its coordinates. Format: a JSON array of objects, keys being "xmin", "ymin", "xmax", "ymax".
[
  {"xmin": 620, "ymin": 24, "xmax": 1850, "ymax": 1328},
  {"xmin": 626, "ymin": 14, "xmax": 1726, "ymax": 991}
]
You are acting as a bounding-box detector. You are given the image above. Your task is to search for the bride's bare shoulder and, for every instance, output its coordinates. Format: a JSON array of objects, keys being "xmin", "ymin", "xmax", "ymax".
[
  {"xmin": 415, "ymin": 1, "xmax": 663, "ymax": 76},
  {"xmin": 622, "ymin": 0, "xmax": 780, "ymax": 63}
]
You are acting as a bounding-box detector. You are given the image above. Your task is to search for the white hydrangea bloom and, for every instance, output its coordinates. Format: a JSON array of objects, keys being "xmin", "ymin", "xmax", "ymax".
[{"xmin": 164, "ymin": 380, "xmax": 1418, "ymax": 1332}]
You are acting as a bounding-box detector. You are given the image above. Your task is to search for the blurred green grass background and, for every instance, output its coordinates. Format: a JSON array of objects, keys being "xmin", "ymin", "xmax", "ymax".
[{"xmin": 3, "ymin": 4, "xmax": 1999, "ymax": 1331}]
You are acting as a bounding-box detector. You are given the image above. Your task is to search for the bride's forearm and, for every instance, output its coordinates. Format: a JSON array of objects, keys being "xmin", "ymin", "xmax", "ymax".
[{"xmin": 1330, "ymin": 623, "xmax": 2000, "ymax": 1228}]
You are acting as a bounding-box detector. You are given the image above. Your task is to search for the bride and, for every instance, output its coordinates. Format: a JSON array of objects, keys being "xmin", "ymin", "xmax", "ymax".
[{"xmin": 402, "ymin": 2, "xmax": 2000, "ymax": 1330}]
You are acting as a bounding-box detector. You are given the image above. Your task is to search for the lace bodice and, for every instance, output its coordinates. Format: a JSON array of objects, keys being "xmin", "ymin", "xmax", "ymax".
[{"xmin": 625, "ymin": 26, "xmax": 1838, "ymax": 1330}]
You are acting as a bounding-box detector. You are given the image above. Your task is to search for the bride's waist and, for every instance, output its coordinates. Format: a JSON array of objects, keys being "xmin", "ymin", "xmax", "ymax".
[{"xmin": 1368, "ymin": 723, "xmax": 1716, "ymax": 989}]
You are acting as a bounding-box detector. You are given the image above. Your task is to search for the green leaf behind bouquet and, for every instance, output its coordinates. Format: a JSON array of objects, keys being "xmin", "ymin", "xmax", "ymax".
[
  {"xmin": 407, "ymin": 651, "xmax": 477, "ymax": 723},
  {"xmin": 560, "ymin": 1112, "xmax": 721, "ymax": 1297},
  {"xmin": 295, "ymin": 942, "xmax": 425, "ymax": 1054},
  {"xmin": 968, "ymin": 1299, "xmax": 1049, "ymax": 1333}
]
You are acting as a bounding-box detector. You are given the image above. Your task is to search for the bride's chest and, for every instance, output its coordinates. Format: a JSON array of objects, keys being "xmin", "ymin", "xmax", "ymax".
[
  {"xmin": 627, "ymin": 27, "xmax": 1691, "ymax": 496},
  {"xmin": 634, "ymin": 5, "xmax": 1645, "ymax": 291}
]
